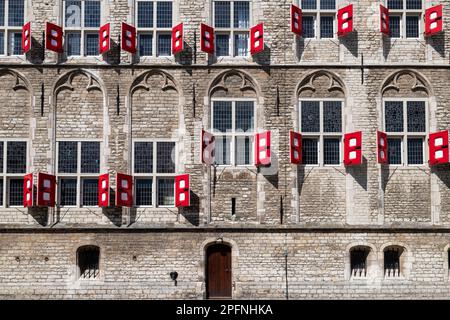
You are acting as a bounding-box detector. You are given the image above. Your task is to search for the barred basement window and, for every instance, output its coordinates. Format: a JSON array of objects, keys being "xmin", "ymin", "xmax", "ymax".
[
  {"xmin": 300, "ymin": 100, "xmax": 343, "ymax": 166},
  {"xmin": 136, "ymin": 0, "xmax": 173, "ymax": 57},
  {"xmin": 384, "ymin": 100, "xmax": 427, "ymax": 165},
  {"xmin": 299, "ymin": 0, "xmax": 335, "ymax": 39},
  {"xmin": 384, "ymin": 246, "xmax": 403, "ymax": 278},
  {"xmin": 213, "ymin": 0, "xmax": 251, "ymax": 57},
  {"xmin": 387, "ymin": 0, "xmax": 422, "ymax": 39},
  {"xmin": 0, "ymin": 141, "xmax": 27, "ymax": 207},
  {"xmin": 57, "ymin": 141, "xmax": 101, "ymax": 207},
  {"xmin": 63, "ymin": 0, "xmax": 101, "ymax": 56},
  {"xmin": 77, "ymin": 246, "xmax": 100, "ymax": 279},
  {"xmin": 0, "ymin": 0, "xmax": 25, "ymax": 56},
  {"xmin": 212, "ymin": 99, "xmax": 255, "ymax": 166},
  {"xmin": 133, "ymin": 141, "xmax": 176, "ymax": 207},
  {"xmin": 350, "ymin": 246, "xmax": 370, "ymax": 278}
]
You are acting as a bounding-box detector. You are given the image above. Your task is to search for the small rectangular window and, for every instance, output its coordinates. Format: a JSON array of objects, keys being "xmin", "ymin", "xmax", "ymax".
[
  {"xmin": 389, "ymin": 16, "xmax": 401, "ymax": 38},
  {"xmin": 0, "ymin": 32, "xmax": 4, "ymax": 54},
  {"xmin": 234, "ymin": 1, "xmax": 249, "ymax": 28},
  {"xmin": 78, "ymin": 247, "xmax": 100, "ymax": 279},
  {"xmin": 0, "ymin": 178, "xmax": 3, "ymax": 206},
  {"xmin": 157, "ymin": 178, "xmax": 174, "ymax": 206},
  {"xmin": 235, "ymin": 101, "xmax": 254, "ymax": 132},
  {"xmin": 405, "ymin": 15, "xmax": 419, "ymax": 38},
  {"xmin": 320, "ymin": 0, "xmax": 335, "ymax": 10},
  {"xmin": 385, "ymin": 101, "xmax": 404, "ymax": 132},
  {"xmin": 134, "ymin": 142, "xmax": 153, "ymax": 174},
  {"xmin": 135, "ymin": 178, "xmax": 152, "ymax": 206},
  {"xmin": 7, "ymin": 141, "xmax": 26, "ymax": 174},
  {"xmin": 215, "ymin": 136, "xmax": 231, "ymax": 165},
  {"xmin": 137, "ymin": 1, "xmax": 153, "ymax": 28},
  {"xmin": 216, "ymin": 34, "xmax": 230, "ymax": 56},
  {"xmin": 235, "ymin": 136, "xmax": 252, "ymax": 165},
  {"xmin": 387, "ymin": 0, "xmax": 403, "ymax": 9},
  {"xmin": 139, "ymin": 34, "xmax": 153, "ymax": 56},
  {"xmin": 8, "ymin": 0, "xmax": 24, "ymax": 26},
  {"xmin": 60, "ymin": 178, "xmax": 77, "ymax": 206},
  {"xmin": 320, "ymin": 16, "xmax": 334, "ymax": 38},
  {"xmin": 407, "ymin": 138, "xmax": 423, "ymax": 165},
  {"xmin": 84, "ymin": 0, "xmax": 100, "ymax": 27},
  {"xmin": 302, "ymin": 0, "xmax": 316, "ymax": 10},
  {"xmin": 85, "ymin": 33, "xmax": 99, "ymax": 56},
  {"xmin": 302, "ymin": 138, "xmax": 318, "ymax": 165},
  {"xmin": 323, "ymin": 101, "xmax": 342, "ymax": 133},
  {"xmin": 58, "ymin": 141, "xmax": 78, "ymax": 173},
  {"xmin": 215, "ymin": 1, "xmax": 231, "ymax": 28},
  {"xmin": 213, "ymin": 101, "xmax": 233, "ymax": 133},
  {"xmin": 65, "ymin": 0, "xmax": 81, "ymax": 27},
  {"xmin": 156, "ymin": 1, "xmax": 172, "ymax": 28},
  {"xmin": 301, "ymin": 101, "xmax": 320, "ymax": 133},
  {"xmin": 156, "ymin": 142, "xmax": 175, "ymax": 173},
  {"xmin": 302, "ymin": 16, "xmax": 315, "ymax": 38},
  {"xmin": 9, "ymin": 31, "xmax": 21, "ymax": 55},
  {"xmin": 82, "ymin": 178, "xmax": 98, "ymax": 206},
  {"xmin": 0, "ymin": 1, "xmax": 4, "ymax": 26},
  {"xmin": 406, "ymin": 0, "xmax": 421, "ymax": 10},
  {"xmin": 0, "ymin": 142, "xmax": 3, "ymax": 173},
  {"xmin": 384, "ymin": 247, "xmax": 401, "ymax": 277},
  {"xmin": 387, "ymin": 138, "xmax": 402, "ymax": 165},
  {"xmin": 8, "ymin": 178, "xmax": 23, "ymax": 206},
  {"xmin": 407, "ymin": 101, "xmax": 425, "ymax": 132},
  {"xmin": 323, "ymin": 138, "xmax": 340, "ymax": 165},
  {"xmin": 157, "ymin": 33, "xmax": 171, "ymax": 56},
  {"xmin": 67, "ymin": 32, "xmax": 81, "ymax": 56},
  {"xmin": 81, "ymin": 142, "xmax": 100, "ymax": 174},
  {"xmin": 234, "ymin": 33, "xmax": 248, "ymax": 57}
]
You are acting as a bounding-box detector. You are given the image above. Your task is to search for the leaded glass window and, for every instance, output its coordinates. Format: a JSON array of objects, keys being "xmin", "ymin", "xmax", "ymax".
[
  {"xmin": 213, "ymin": 0, "xmax": 250, "ymax": 57},
  {"xmin": 387, "ymin": 0, "xmax": 422, "ymax": 39},
  {"xmin": 0, "ymin": 140, "xmax": 27, "ymax": 207},
  {"xmin": 133, "ymin": 141, "xmax": 176, "ymax": 207},
  {"xmin": 0, "ymin": 0, "xmax": 24, "ymax": 56},
  {"xmin": 64, "ymin": 0, "xmax": 101, "ymax": 56},
  {"xmin": 384, "ymin": 100, "xmax": 427, "ymax": 165},
  {"xmin": 212, "ymin": 100, "xmax": 255, "ymax": 166},
  {"xmin": 299, "ymin": 0, "xmax": 336, "ymax": 39}
]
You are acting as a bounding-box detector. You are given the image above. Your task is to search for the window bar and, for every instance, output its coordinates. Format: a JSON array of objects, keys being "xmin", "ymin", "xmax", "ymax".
[
  {"xmin": 40, "ymin": 82, "xmax": 44, "ymax": 116},
  {"xmin": 116, "ymin": 84, "xmax": 120, "ymax": 115}
]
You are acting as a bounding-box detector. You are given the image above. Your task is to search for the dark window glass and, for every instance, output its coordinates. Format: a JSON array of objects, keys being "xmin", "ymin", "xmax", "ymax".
[
  {"xmin": 157, "ymin": 142, "xmax": 175, "ymax": 173},
  {"xmin": 235, "ymin": 101, "xmax": 254, "ymax": 132},
  {"xmin": 8, "ymin": 178, "xmax": 23, "ymax": 206},
  {"xmin": 157, "ymin": 178, "xmax": 174, "ymax": 206},
  {"xmin": 0, "ymin": 0, "xmax": 4, "ymax": 26},
  {"xmin": 10, "ymin": 31, "xmax": 21, "ymax": 55},
  {"xmin": 139, "ymin": 34, "xmax": 153, "ymax": 56},
  {"xmin": 406, "ymin": 0, "xmax": 421, "ymax": 10},
  {"xmin": 215, "ymin": 1, "xmax": 231, "ymax": 28},
  {"xmin": 302, "ymin": 138, "xmax": 318, "ymax": 165},
  {"xmin": 320, "ymin": 0, "xmax": 335, "ymax": 10},
  {"xmin": 135, "ymin": 178, "xmax": 152, "ymax": 206},
  {"xmin": 235, "ymin": 136, "xmax": 252, "ymax": 165},
  {"xmin": 389, "ymin": 16, "xmax": 401, "ymax": 38},
  {"xmin": 234, "ymin": 33, "xmax": 248, "ymax": 56},
  {"xmin": 81, "ymin": 142, "xmax": 100, "ymax": 174},
  {"xmin": 85, "ymin": 33, "xmax": 99, "ymax": 56},
  {"xmin": 67, "ymin": 32, "xmax": 81, "ymax": 56},
  {"xmin": 407, "ymin": 101, "xmax": 425, "ymax": 132},
  {"xmin": 302, "ymin": 16, "xmax": 315, "ymax": 38},
  {"xmin": 301, "ymin": 0, "xmax": 316, "ymax": 10},
  {"xmin": 157, "ymin": 33, "xmax": 171, "ymax": 56},
  {"xmin": 60, "ymin": 178, "xmax": 77, "ymax": 206},
  {"xmin": 84, "ymin": 0, "xmax": 100, "ymax": 27},
  {"xmin": 8, "ymin": 0, "xmax": 24, "ymax": 26},
  {"xmin": 234, "ymin": 1, "xmax": 249, "ymax": 28},
  {"xmin": 384, "ymin": 247, "xmax": 401, "ymax": 277},
  {"xmin": 405, "ymin": 16, "xmax": 419, "ymax": 38},
  {"xmin": 385, "ymin": 101, "xmax": 404, "ymax": 132},
  {"xmin": 58, "ymin": 142, "xmax": 78, "ymax": 173},
  {"xmin": 407, "ymin": 138, "xmax": 423, "ymax": 165},
  {"xmin": 323, "ymin": 101, "xmax": 342, "ymax": 133},
  {"xmin": 0, "ymin": 142, "xmax": 4, "ymax": 173},
  {"xmin": 350, "ymin": 247, "xmax": 369, "ymax": 277},
  {"xmin": 213, "ymin": 101, "xmax": 233, "ymax": 132},
  {"xmin": 387, "ymin": 138, "xmax": 402, "ymax": 165},
  {"xmin": 387, "ymin": 0, "xmax": 403, "ymax": 9},
  {"xmin": 0, "ymin": 32, "xmax": 4, "ymax": 54},
  {"xmin": 324, "ymin": 138, "xmax": 340, "ymax": 165},
  {"xmin": 0, "ymin": 178, "xmax": 3, "ymax": 206},
  {"xmin": 215, "ymin": 136, "xmax": 231, "ymax": 165},
  {"xmin": 156, "ymin": 1, "xmax": 172, "ymax": 28},
  {"xmin": 134, "ymin": 142, "xmax": 153, "ymax": 173},
  {"xmin": 137, "ymin": 1, "xmax": 153, "ymax": 28},
  {"xmin": 7, "ymin": 141, "xmax": 26, "ymax": 174},
  {"xmin": 216, "ymin": 34, "xmax": 230, "ymax": 56},
  {"xmin": 78, "ymin": 246, "xmax": 100, "ymax": 279},
  {"xmin": 301, "ymin": 101, "xmax": 320, "ymax": 133},
  {"xmin": 82, "ymin": 178, "xmax": 98, "ymax": 206},
  {"xmin": 320, "ymin": 16, "xmax": 334, "ymax": 38}
]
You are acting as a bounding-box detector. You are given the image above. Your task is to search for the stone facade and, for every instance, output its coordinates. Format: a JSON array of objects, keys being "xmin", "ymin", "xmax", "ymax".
[{"xmin": 0, "ymin": 0, "xmax": 449, "ymax": 299}]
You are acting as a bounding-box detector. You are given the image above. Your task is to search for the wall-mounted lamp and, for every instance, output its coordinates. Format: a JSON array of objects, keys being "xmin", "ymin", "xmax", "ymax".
[{"xmin": 170, "ymin": 271, "xmax": 178, "ymax": 286}]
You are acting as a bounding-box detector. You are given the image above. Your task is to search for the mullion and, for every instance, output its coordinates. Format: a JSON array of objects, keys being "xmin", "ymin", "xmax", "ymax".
[
  {"xmin": 152, "ymin": 141, "xmax": 157, "ymax": 207},
  {"xmin": 2, "ymin": 142, "xmax": 5, "ymax": 206}
]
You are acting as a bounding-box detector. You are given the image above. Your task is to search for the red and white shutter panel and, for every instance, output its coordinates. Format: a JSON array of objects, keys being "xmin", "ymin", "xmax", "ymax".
[
  {"xmin": 45, "ymin": 22, "xmax": 63, "ymax": 53},
  {"xmin": 380, "ymin": 5, "xmax": 390, "ymax": 35},
  {"xmin": 377, "ymin": 131, "xmax": 388, "ymax": 164},
  {"xmin": 250, "ymin": 23, "xmax": 264, "ymax": 55},
  {"xmin": 201, "ymin": 129, "xmax": 216, "ymax": 165},
  {"xmin": 37, "ymin": 173, "xmax": 56, "ymax": 207},
  {"xmin": 255, "ymin": 131, "xmax": 271, "ymax": 166},
  {"xmin": 98, "ymin": 173, "xmax": 109, "ymax": 207},
  {"xmin": 337, "ymin": 4, "xmax": 353, "ymax": 37},
  {"xmin": 290, "ymin": 131, "xmax": 302, "ymax": 165},
  {"xmin": 425, "ymin": 4, "xmax": 443, "ymax": 37},
  {"xmin": 116, "ymin": 173, "xmax": 133, "ymax": 207},
  {"xmin": 429, "ymin": 130, "xmax": 449, "ymax": 166},
  {"xmin": 291, "ymin": 4, "xmax": 302, "ymax": 36},
  {"xmin": 23, "ymin": 173, "xmax": 33, "ymax": 208},
  {"xmin": 344, "ymin": 131, "xmax": 362, "ymax": 166},
  {"xmin": 99, "ymin": 23, "xmax": 110, "ymax": 54},
  {"xmin": 22, "ymin": 22, "xmax": 31, "ymax": 54},
  {"xmin": 172, "ymin": 23, "xmax": 183, "ymax": 55},
  {"xmin": 175, "ymin": 174, "xmax": 190, "ymax": 207},
  {"xmin": 121, "ymin": 22, "xmax": 137, "ymax": 53},
  {"xmin": 200, "ymin": 23, "xmax": 215, "ymax": 54}
]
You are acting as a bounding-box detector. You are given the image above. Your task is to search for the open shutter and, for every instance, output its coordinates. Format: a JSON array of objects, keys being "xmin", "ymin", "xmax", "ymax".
[
  {"xmin": 425, "ymin": 4, "xmax": 443, "ymax": 37},
  {"xmin": 290, "ymin": 131, "xmax": 302, "ymax": 164},
  {"xmin": 250, "ymin": 23, "xmax": 264, "ymax": 55},
  {"xmin": 291, "ymin": 4, "xmax": 302, "ymax": 36},
  {"xmin": 200, "ymin": 23, "xmax": 215, "ymax": 54},
  {"xmin": 201, "ymin": 129, "xmax": 216, "ymax": 165},
  {"xmin": 255, "ymin": 131, "xmax": 271, "ymax": 166},
  {"xmin": 175, "ymin": 174, "xmax": 190, "ymax": 207},
  {"xmin": 23, "ymin": 173, "xmax": 33, "ymax": 208},
  {"xmin": 172, "ymin": 23, "xmax": 183, "ymax": 55},
  {"xmin": 99, "ymin": 23, "xmax": 111, "ymax": 54},
  {"xmin": 45, "ymin": 22, "xmax": 63, "ymax": 53},
  {"xmin": 98, "ymin": 173, "xmax": 109, "ymax": 207},
  {"xmin": 116, "ymin": 173, "xmax": 133, "ymax": 207},
  {"xmin": 121, "ymin": 22, "xmax": 137, "ymax": 53},
  {"xmin": 377, "ymin": 131, "xmax": 388, "ymax": 164},
  {"xmin": 344, "ymin": 131, "xmax": 362, "ymax": 166},
  {"xmin": 337, "ymin": 4, "xmax": 353, "ymax": 37},
  {"xmin": 22, "ymin": 22, "xmax": 31, "ymax": 54},
  {"xmin": 37, "ymin": 173, "xmax": 56, "ymax": 207},
  {"xmin": 429, "ymin": 130, "xmax": 449, "ymax": 166},
  {"xmin": 380, "ymin": 5, "xmax": 390, "ymax": 35}
]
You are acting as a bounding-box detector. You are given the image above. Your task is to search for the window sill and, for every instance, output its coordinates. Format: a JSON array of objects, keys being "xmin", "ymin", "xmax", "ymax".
[
  {"xmin": 0, "ymin": 55, "xmax": 28, "ymax": 64},
  {"xmin": 213, "ymin": 56, "xmax": 255, "ymax": 65},
  {"xmin": 382, "ymin": 165, "xmax": 429, "ymax": 170},
  {"xmin": 136, "ymin": 56, "xmax": 176, "ymax": 64},
  {"xmin": 62, "ymin": 56, "xmax": 107, "ymax": 64}
]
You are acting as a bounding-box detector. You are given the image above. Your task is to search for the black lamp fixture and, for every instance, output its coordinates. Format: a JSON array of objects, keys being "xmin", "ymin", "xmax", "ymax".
[{"xmin": 170, "ymin": 271, "xmax": 178, "ymax": 286}]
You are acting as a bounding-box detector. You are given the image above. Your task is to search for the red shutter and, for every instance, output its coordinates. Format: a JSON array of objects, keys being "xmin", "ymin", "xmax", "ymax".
[
  {"xmin": 291, "ymin": 4, "xmax": 302, "ymax": 36},
  {"xmin": 380, "ymin": 5, "xmax": 390, "ymax": 35},
  {"xmin": 45, "ymin": 22, "xmax": 63, "ymax": 53},
  {"xmin": 175, "ymin": 174, "xmax": 190, "ymax": 207},
  {"xmin": 116, "ymin": 173, "xmax": 133, "ymax": 207},
  {"xmin": 200, "ymin": 23, "xmax": 215, "ymax": 54},
  {"xmin": 98, "ymin": 173, "xmax": 109, "ymax": 207},
  {"xmin": 37, "ymin": 173, "xmax": 56, "ymax": 207},
  {"xmin": 429, "ymin": 130, "xmax": 449, "ymax": 166},
  {"xmin": 425, "ymin": 4, "xmax": 443, "ymax": 37},
  {"xmin": 344, "ymin": 131, "xmax": 362, "ymax": 166},
  {"xmin": 377, "ymin": 131, "xmax": 388, "ymax": 164},
  {"xmin": 121, "ymin": 22, "xmax": 137, "ymax": 53},
  {"xmin": 250, "ymin": 23, "xmax": 264, "ymax": 55},
  {"xmin": 172, "ymin": 23, "xmax": 183, "ymax": 55},
  {"xmin": 255, "ymin": 131, "xmax": 271, "ymax": 166},
  {"xmin": 23, "ymin": 173, "xmax": 33, "ymax": 208},
  {"xmin": 22, "ymin": 22, "xmax": 31, "ymax": 54},
  {"xmin": 290, "ymin": 131, "xmax": 302, "ymax": 164},
  {"xmin": 201, "ymin": 129, "xmax": 215, "ymax": 165},
  {"xmin": 99, "ymin": 23, "xmax": 110, "ymax": 54},
  {"xmin": 337, "ymin": 4, "xmax": 353, "ymax": 37}
]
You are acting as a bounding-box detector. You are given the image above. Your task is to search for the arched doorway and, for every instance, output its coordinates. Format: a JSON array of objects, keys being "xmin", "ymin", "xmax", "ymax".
[{"xmin": 206, "ymin": 244, "xmax": 232, "ymax": 299}]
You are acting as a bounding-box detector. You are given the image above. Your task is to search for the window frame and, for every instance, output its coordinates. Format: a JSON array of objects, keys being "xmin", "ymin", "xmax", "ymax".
[
  {"xmin": 0, "ymin": 138, "xmax": 28, "ymax": 207},
  {"xmin": 212, "ymin": 0, "xmax": 252, "ymax": 58},
  {"xmin": 132, "ymin": 138, "xmax": 177, "ymax": 208},
  {"xmin": 56, "ymin": 139, "xmax": 102, "ymax": 208},
  {"xmin": 299, "ymin": 98, "xmax": 345, "ymax": 167},
  {"xmin": 382, "ymin": 98, "xmax": 428, "ymax": 167},
  {"xmin": 62, "ymin": 0, "xmax": 101, "ymax": 57},
  {"xmin": 135, "ymin": 0, "xmax": 174, "ymax": 58},
  {"xmin": 0, "ymin": 0, "xmax": 26, "ymax": 56},
  {"xmin": 298, "ymin": 0, "xmax": 336, "ymax": 40},
  {"xmin": 77, "ymin": 245, "xmax": 101, "ymax": 281},
  {"xmin": 210, "ymin": 97, "xmax": 257, "ymax": 167},
  {"xmin": 386, "ymin": 0, "xmax": 423, "ymax": 39}
]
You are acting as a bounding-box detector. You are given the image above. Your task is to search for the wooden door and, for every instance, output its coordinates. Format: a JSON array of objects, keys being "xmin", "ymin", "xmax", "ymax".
[{"xmin": 206, "ymin": 244, "xmax": 232, "ymax": 299}]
